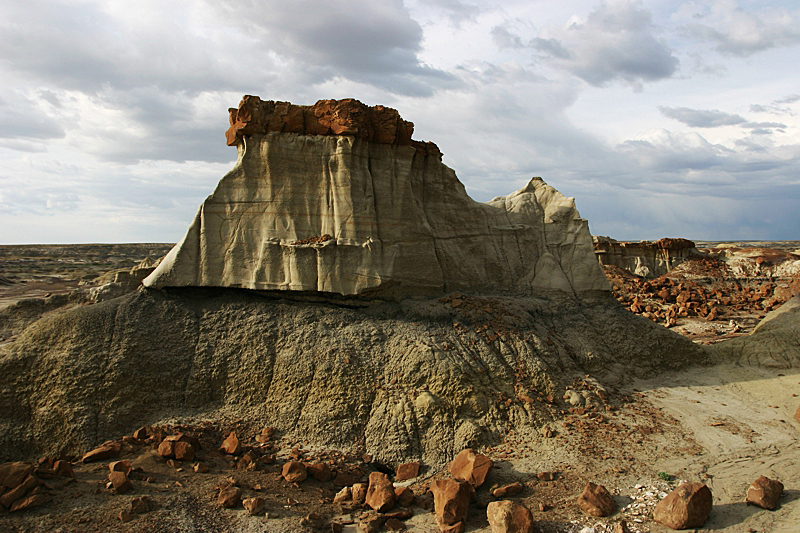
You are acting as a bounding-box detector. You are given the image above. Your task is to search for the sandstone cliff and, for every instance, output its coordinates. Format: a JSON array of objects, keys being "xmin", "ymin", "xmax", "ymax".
[
  {"xmin": 144, "ymin": 96, "xmax": 608, "ymax": 298},
  {"xmin": 593, "ymin": 237, "xmax": 701, "ymax": 278}
]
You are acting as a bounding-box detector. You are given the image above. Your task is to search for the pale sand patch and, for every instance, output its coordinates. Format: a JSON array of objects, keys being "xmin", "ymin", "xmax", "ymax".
[{"xmin": 637, "ymin": 364, "xmax": 800, "ymax": 532}]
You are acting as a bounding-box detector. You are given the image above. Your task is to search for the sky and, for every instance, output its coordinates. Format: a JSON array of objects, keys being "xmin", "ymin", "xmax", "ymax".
[{"xmin": 1, "ymin": 0, "xmax": 799, "ymax": 243}]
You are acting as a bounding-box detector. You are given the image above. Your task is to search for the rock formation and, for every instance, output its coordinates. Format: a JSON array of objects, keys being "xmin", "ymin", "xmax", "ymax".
[
  {"xmin": 593, "ymin": 236, "xmax": 701, "ymax": 279},
  {"xmin": 144, "ymin": 96, "xmax": 609, "ymax": 299},
  {"xmin": 0, "ymin": 96, "xmax": 711, "ymax": 467},
  {"xmin": 711, "ymin": 295, "xmax": 800, "ymax": 367}
]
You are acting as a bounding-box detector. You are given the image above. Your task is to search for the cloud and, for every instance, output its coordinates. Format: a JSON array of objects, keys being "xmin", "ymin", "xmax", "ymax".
[
  {"xmin": 209, "ymin": 0, "xmax": 457, "ymax": 97},
  {"xmin": 0, "ymin": 93, "xmax": 66, "ymax": 142},
  {"xmin": 658, "ymin": 106, "xmax": 746, "ymax": 127},
  {"xmin": 421, "ymin": 0, "xmax": 483, "ymax": 27},
  {"xmin": 683, "ymin": 2, "xmax": 800, "ymax": 57},
  {"xmin": 530, "ymin": 1, "xmax": 679, "ymax": 88}
]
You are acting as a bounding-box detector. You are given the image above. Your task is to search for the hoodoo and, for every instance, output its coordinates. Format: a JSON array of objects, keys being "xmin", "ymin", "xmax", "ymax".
[
  {"xmin": 144, "ymin": 96, "xmax": 608, "ymax": 298},
  {"xmin": 0, "ymin": 96, "xmax": 708, "ymax": 469}
]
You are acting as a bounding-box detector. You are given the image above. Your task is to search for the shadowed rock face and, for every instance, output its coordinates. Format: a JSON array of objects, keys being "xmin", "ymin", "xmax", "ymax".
[{"xmin": 146, "ymin": 97, "xmax": 608, "ymax": 298}]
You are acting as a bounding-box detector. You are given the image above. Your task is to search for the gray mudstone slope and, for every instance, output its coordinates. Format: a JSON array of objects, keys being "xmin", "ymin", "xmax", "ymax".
[
  {"xmin": 143, "ymin": 132, "xmax": 608, "ymax": 298},
  {"xmin": 711, "ymin": 295, "xmax": 800, "ymax": 368},
  {"xmin": 0, "ymin": 287, "xmax": 710, "ymax": 465}
]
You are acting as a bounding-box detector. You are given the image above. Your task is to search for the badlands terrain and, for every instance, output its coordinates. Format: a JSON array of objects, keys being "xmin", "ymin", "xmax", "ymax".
[
  {"xmin": 1, "ymin": 97, "xmax": 799, "ymax": 533},
  {"xmin": 1, "ymin": 240, "xmax": 797, "ymax": 533}
]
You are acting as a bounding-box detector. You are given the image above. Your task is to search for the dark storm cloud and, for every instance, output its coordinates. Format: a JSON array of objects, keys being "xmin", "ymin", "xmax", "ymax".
[{"xmin": 658, "ymin": 106, "xmax": 746, "ymax": 128}]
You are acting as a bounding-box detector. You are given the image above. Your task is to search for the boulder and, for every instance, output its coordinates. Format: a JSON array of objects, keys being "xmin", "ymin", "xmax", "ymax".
[
  {"xmin": 1, "ymin": 462, "xmax": 32, "ymax": 489},
  {"xmin": 306, "ymin": 462, "xmax": 333, "ymax": 482},
  {"xmin": 449, "ymin": 449, "xmax": 493, "ymax": 488},
  {"xmin": 577, "ymin": 482, "xmax": 616, "ymax": 517},
  {"xmin": 282, "ymin": 461, "xmax": 307, "ymax": 483},
  {"xmin": 395, "ymin": 486, "xmax": 415, "ymax": 507},
  {"xmin": 81, "ymin": 441, "xmax": 121, "ymax": 463},
  {"xmin": 365, "ymin": 471, "xmax": 396, "ymax": 512},
  {"xmin": 333, "ymin": 486, "xmax": 351, "ymax": 504},
  {"xmin": 174, "ymin": 441, "xmax": 195, "ymax": 461},
  {"xmin": 1, "ymin": 474, "xmax": 40, "ymax": 508},
  {"xmin": 10, "ymin": 492, "xmax": 51, "ymax": 512},
  {"xmin": 653, "ymin": 482, "xmax": 712, "ymax": 530},
  {"xmin": 108, "ymin": 471, "xmax": 132, "ymax": 494},
  {"xmin": 395, "ymin": 461, "xmax": 421, "ymax": 482},
  {"xmin": 218, "ymin": 485, "xmax": 242, "ymax": 508},
  {"xmin": 486, "ymin": 500, "xmax": 535, "ymax": 533},
  {"xmin": 746, "ymin": 476, "xmax": 783, "ymax": 510},
  {"xmin": 243, "ymin": 496, "xmax": 267, "ymax": 515},
  {"xmin": 109, "ymin": 460, "xmax": 132, "ymax": 476},
  {"xmin": 220, "ymin": 432, "xmax": 241, "ymax": 455},
  {"xmin": 53, "ymin": 460, "xmax": 74, "ymax": 479},
  {"xmin": 430, "ymin": 478, "xmax": 474, "ymax": 533},
  {"xmin": 492, "ymin": 482, "xmax": 525, "ymax": 498}
]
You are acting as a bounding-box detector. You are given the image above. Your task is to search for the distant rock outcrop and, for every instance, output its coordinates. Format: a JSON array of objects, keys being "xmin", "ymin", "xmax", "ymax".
[
  {"xmin": 593, "ymin": 236, "xmax": 701, "ymax": 278},
  {"xmin": 145, "ymin": 96, "xmax": 609, "ymax": 299}
]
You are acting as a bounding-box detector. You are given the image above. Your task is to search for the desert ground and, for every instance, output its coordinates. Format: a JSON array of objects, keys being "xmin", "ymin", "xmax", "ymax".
[{"xmin": 0, "ymin": 241, "xmax": 798, "ymax": 533}]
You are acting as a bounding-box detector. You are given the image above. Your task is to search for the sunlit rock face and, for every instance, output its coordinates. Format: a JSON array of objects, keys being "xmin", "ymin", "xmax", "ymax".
[{"xmin": 144, "ymin": 96, "xmax": 608, "ymax": 298}]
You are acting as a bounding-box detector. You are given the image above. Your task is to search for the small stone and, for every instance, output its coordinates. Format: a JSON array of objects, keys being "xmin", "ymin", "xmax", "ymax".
[
  {"xmin": 133, "ymin": 427, "xmax": 148, "ymax": 440},
  {"xmin": 613, "ymin": 521, "xmax": 631, "ymax": 533},
  {"xmin": 486, "ymin": 500, "xmax": 535, "ymax": 533},
  {"xmin": 131, "ymin": 496, "xmax": 151, "ymax": 514},
  {"xmin": 109, "ymin": 460, "xmax": 132, "ymax": 476},
  {"xmin": 577, "ymin": 482, "xmax": 616, "ymax": 517},
  {"xmin": 218, "ymin": 485, "xmax": 242, "ymax": 508},
  {"xmin": 53, "ymin": 460, "xmax": 75, "ymax": 479},
  {"xmin": 385, "ymin": 517, "xmax": 407, "ymax": 531},
  {"xmin": 81, "ymin": 441, "xmax": 121, "ymax": 463},
  {"xmin": 220, "ymin": 432, "xmax": 241, "ymax": 455},
  {"xmin": 174, "ymin": 442, "xmax": 195, "ymax": 461},
  {"xmin": 358, "ymin": 515, "xmax": 384, "ymax": 533},
  {"xmin": 193, "ymin": 462, "xmax": 210, "ymax": 473},
  {"xmin": 282, "ymin": 461, "xmax": 307, "ymax": 483},
  {"xmin": 395, "ymin": 486, "xmax": 415, "ymax": 507},
  {"xmin": 395, "ymin": 461, "xmax": 421, "ymax": 482},
  {"xmin": 492, "ymin": 482, "xmax": 525, "ymax": 498},
  {"xmin": 351, "ymin": 482, "xmax": 368, "ymax": 504},
  {"xmin": 119, "ymin": 509, "xmax": 134, "ymax": 522},
  {"xmin": 301, "ymin": 512, "xmax": 326, "ymax": 529},
  {"xmin": 243, "ymin": 496, "xmax": 267, "ymax": 515},
  {"xmin": 157, "ymin": 440, "xmax": 175, "ymax": 458},
  {"xmin": 334, "ymin": 486, "xmax": 351, "ymax": 504},
  {"xmin": 448, "ymin": 449, "xmax": 493, "ymax": 488},
  {"xmin": 746, "ymin": 476, "xmax": 783, "ymax": 510},
  {"xmin": 108, "ymin": 471, "xmax": 132, "ymax": 494},
  {"xmin": 365, "ymin": 471, "xmax": 396, "ymax": 512},
  {"xmin": 653, "ymin": 482, "xmax": 712, "ymax": 530}
]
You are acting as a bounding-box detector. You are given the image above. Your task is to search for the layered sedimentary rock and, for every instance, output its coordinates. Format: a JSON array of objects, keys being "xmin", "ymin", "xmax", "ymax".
[
  {"xmin": 593, "ymin": 236, "xmax": 701, "ymax": 279},
  {"xmin": 144, "ymin": 96, "xmax": 608, "ymax": 298}
]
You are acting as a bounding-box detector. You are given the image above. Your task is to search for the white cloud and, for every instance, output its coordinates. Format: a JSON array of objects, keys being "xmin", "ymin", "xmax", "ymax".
[
  {"xmin": 531, "ymin": 1, "xmax": 679, "ymax": 88},
  {"xmin": 680, "ymin": 0, "xmax": 800, "ymax": 57}
]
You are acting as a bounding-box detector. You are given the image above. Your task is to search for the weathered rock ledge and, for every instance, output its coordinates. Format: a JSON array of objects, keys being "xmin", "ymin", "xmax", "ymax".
[{"xmin": 146, "ymin": 96, "xmax": 609, "ymax": 299}]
